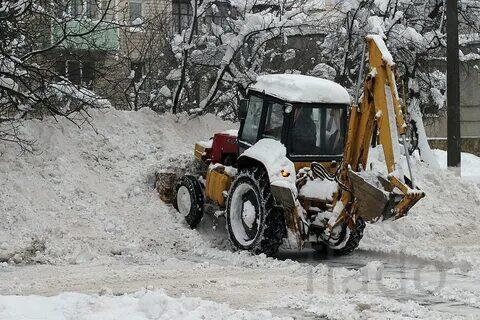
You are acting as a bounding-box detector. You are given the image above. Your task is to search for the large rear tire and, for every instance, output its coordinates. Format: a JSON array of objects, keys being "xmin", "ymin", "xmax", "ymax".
[
  {"xmin": 226, "ymin": 167, "xmax": 286, "ymax": 256},
  {"xmin": 173, "ymin": 175, "xmax": 204, "ymax": 229},
  {"xmin": 313, "ymin": 218, "xmax": 366, "ymax": 256}
]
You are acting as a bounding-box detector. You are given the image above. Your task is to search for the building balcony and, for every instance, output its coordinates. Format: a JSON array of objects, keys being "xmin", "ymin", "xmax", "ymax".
[{"xmin": 52, "ymin": 19, "xmax": 119, "ymax": 51}]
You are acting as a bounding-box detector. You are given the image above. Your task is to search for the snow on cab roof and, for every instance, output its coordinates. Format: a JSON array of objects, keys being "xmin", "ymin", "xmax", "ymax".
[{"xmin": 249, "ymin": 74, "xmax": 351, "ymax": 105}]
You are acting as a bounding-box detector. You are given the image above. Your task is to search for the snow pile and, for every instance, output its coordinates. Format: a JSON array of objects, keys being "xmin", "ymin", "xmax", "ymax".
[
  {"xmin": 0, "ymin": 289, "xmax": 284, "ymax": 320},
  {"xmin": 360, "ymin": 146, "xmax": 480, "ymax": 268},
  {"xmin": 299, "ymin": 178, "xmax": 337, "ymax": 201},
  {"xmin": 0, "ymin": 109, "xmax": 236, "ymax": 264},
  {"xmin": 1, "ymin": 107, "xmax": 480, "ymax": 272},
  {"xmin": 1, "ymin": 109, "xmax": 480, "ymax": 318},
  {"xmin": 432, "ymin": 149, "xmax": 480, "ymax": 181}
]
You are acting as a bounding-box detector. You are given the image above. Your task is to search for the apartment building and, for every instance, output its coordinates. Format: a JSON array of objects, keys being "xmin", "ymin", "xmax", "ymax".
[{"xmin": 47, "ymin": 0, "xmax": 234, "ymax": 106}]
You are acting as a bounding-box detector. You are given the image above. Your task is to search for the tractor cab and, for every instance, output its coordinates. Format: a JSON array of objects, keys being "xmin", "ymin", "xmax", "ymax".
[{"xmin": 238, "ymin": 74, "xmax": 351, "ymax": 167}]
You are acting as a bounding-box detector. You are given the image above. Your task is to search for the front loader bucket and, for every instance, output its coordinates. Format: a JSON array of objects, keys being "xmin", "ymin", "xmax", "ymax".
[
  {"xmin": 348, "ymin": 170, "xmax": 425, "ymax": 222},
  {"xmin": 348, "ymin": 171, "xmax": 393, "ymax": 222},
  {"xmin": 155, "ymin": 154, "xmax": 209, "ymax": 204},
  {"xmin": 155, "ymin": 171, "xmax": 179, "ymax": 203}
]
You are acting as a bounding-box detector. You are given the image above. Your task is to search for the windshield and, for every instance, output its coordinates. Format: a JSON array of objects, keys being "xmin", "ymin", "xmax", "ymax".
[{"xmin": 289, "ymin": 105, "xmax": 345, "ymax": 156}]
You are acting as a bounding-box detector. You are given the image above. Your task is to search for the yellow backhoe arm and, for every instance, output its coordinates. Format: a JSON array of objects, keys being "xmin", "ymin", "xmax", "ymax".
[{"xmin": 334, "ymin": 35, "xmax": 425, "ymax": 227}]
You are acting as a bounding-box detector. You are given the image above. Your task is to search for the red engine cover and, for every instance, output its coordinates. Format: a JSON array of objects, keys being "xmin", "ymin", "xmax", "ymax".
[{"xmin": 207, "ymin": 132, "xmax": 238, "ymax": 164}]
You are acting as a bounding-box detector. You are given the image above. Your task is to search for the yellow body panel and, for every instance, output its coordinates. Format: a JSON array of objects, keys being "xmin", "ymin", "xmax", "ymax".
[
  {"xmin": 205, "ymin": 168, "xmax": 232, "ymax": 207},
  {"xmin": 194, "ymin": 143, "xmax": 206, "ymax": 161}
]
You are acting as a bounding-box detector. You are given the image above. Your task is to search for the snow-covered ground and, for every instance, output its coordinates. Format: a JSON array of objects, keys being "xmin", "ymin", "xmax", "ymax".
[
  {"xmin": 432, "ymin": 149, "xmax": 480, "ymax": 181},
  {"xmin": 1, "ymin": 108, "xmax": 480, "ymax": 319},
  {"xmin": 0, "ymin": 289, "xmax": 283, "ymax": 320}
]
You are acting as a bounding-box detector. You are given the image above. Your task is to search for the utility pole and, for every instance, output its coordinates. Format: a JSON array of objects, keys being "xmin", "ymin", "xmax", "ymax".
[{"xmin": 446, "ymin": 0, "xmax": 461, "ymax": 174}]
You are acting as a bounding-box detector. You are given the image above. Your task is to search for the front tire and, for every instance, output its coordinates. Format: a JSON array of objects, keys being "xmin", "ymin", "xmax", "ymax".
[
  {"xmin": 173, "ymin": 175, "xmax": 204, "ymax": 228},
  {"xmin": 226, "ymin": 167, "xmax": 285, "ymax": 256}
]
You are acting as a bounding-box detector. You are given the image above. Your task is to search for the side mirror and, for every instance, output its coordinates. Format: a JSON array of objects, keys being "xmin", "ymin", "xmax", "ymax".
[{"xmin": 238, "ymin": 98, "xmax": 248, "ymax": 120}]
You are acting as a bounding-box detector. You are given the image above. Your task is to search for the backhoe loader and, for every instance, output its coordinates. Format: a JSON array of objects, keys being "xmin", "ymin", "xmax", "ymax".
[{"xmin": 159, "ymin": 35, "xmax": 425, "ymax": 256}]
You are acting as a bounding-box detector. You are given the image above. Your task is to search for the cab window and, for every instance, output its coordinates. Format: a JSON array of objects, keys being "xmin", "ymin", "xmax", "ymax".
[
  {"xmin": 240, "ymin": 95, "xmax": 263, "ymax": 144},
  {"xmin": 290, "ymin": 106, "xmax": 345, "ymax": 156},
  {"xmin": 261, "ymin": 102, "xmax": 283, "ymax": 141},
  {"xmin": 325, "ymin": 108, "xmax": 344, "ymax": 154}
]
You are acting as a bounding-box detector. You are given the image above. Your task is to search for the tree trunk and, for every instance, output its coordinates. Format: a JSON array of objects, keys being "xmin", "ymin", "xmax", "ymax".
[
  {"xmin": 408, "ymin": 78, "xmax": 439, "ymax": 168},
  {"xmin": 171, "ymin": 0, "xmax": 199, "ymax": 114}
]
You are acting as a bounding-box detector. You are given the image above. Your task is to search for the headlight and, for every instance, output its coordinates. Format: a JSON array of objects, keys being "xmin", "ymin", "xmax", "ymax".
[
  {"xmin": 284, "ymin": 103, "xmax": 293, "ymax": 114},
  {"xmin": 281, "ymin": 169, "xmax": 290, "ymax": 177}
]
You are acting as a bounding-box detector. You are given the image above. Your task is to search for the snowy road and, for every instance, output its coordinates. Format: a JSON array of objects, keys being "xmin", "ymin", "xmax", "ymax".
[
  {"xmin": 281, "ymin": 249, "xmax": 480, "ymax": 318},
  {"xmin": 1, "ymin": 247, "xmax": 480, "ymax": 319}
]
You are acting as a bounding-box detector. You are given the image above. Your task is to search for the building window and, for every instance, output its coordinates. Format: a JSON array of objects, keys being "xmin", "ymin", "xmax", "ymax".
[
  {"xmin": 55, "ymin": 60, "xmax": 67, "ymax": 78},
  {"xmin": 67, "ymin": 60, "xmax": 82, "ymax": 85},
  {"xmin": 172, "ymin": 0, "xmax": 192, "ymax": 33},
  {"xmin": 172, "ymin": 1, "xmax": 231, "ymax": 34},
  {"xmin": 56, "ymin": 60, "xmax": 95, "ymax": 88},
  {"xmin": 204, "ymin": 2, "xmax": 229, "ymax": 30},
  {"xmin": 131, "ymin": 61, "xmax": 144, "ymax": 84},
  {"xmin": 71, "ymin": 0, "xmax": 84, "ymax": 17},
  {"xmin": 82, "ymin": 61, "xmax": 95, "ymax": 88},
  {"xmin": 129, "ymin": 1, "xmax": 143, "ymax": 22},
  {"xmin": 69, "ymin": 0, "xmax": 102, "ymax": 19},
  {"xmin": 85, "ymin": 0, "xmax": 100, "ymax": 19},
  {"xmin": 252, "ymin": 4, "xmax": 279, "ymax": 13},
  {"xmin": 101, "ymin": 0, "xmax": 114, "ymax": 20}
]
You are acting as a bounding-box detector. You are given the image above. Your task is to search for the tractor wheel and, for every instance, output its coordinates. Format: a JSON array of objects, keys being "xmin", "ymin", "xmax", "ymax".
[
  {"xmin": 226, "ymin": 167, "xmax": 286, "ymax": 256},
  {"xmin": 173, "ymin": 175, "xmax": 204, "ymax": 229},
  {"xmin": 313, "ymin": 218, "xmax": 366, "ymax": 256}
]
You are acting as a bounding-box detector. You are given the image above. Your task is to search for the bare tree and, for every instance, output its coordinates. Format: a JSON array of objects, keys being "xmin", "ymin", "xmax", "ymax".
[
  {"xmin": 0, "ymin": 0, "xmax": 118, "ymax": 147},
  {"xmin": 114, "ymin": 7, "xmax": 176, "ymax": 111},
  {"xmin": 311, "ymin": 0, "xmax": 479, "ymax": 164},
  {"xmin": 169, "ymin": 0, "xmax": 329, "ymax": 116}
]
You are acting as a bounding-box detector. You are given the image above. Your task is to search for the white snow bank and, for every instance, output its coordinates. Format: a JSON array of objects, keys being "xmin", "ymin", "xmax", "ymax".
[
  {"xmin": 0, "ymin": 289, "xmax": 283, "ymax": 320},
  {"xmin": 249, "ymin": 74, "xmax": 351, "ymax": 105},
  {"xmin": 360, "ymin": 146, "xmax": 480, "ymax": 268},
  {"xmin": 0, "ymin": 109, "xmax": 236, "ymax": 264},
  {"xmin": 432, "ymin": 149, "xmax": 480, "ymax": 181},
  {"xmin": 2, "ymin": 104, "xmax": 480, "ymax": 274}
]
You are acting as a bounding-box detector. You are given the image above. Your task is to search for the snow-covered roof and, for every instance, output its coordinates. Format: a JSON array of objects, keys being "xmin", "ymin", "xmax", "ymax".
[{"xmin": 249, "ymin": 74, "xmax": 351, "ymax": 105}]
